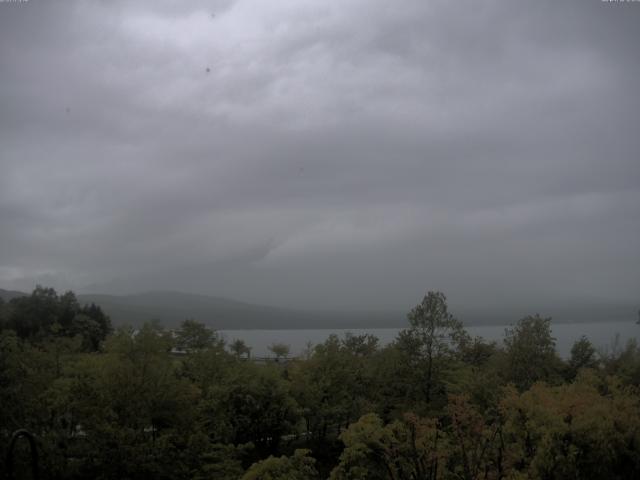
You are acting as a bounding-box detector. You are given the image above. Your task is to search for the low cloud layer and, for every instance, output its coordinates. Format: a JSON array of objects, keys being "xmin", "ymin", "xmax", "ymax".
[{"xmin": 1, "ymin": 0, "xmax": 639, "ymax": 313}]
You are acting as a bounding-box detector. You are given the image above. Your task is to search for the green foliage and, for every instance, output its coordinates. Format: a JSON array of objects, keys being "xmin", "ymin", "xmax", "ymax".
[
  {"xmin": 180, "ymin": 342, "xmax": 235, "ymax": 393},
  {"xmin": 230, "ymin": 337, "xmax": 252, "ymax": 358},
  {"xmin": 2, "ymin": 286, "xmax": 111, "ymax": 350},
  {"xmin": 567, "ymin": 335, "xmax": 599, "ymax": 380},
  {"xmin": 341, "ymin": 332, "xmax": 378, "ymax": 357},
  {"xmin": 500, "ymin": 376, "xmax": 640, "ymax": 479},
  {"xmin": 602, "ymin": 338, "xmax": 640, "ymax": 386},
  {"xmin": 0, "ymin": 330, "xmax": 54, "ymax": 433},
  {"xmin": 2, "ymin": 286, "xmax": 639, "ymax": 479},
  {"xmin": 289, "ymin": 333, "xmax": 378, "ymax": 443},
  {"xmin": 205, "ymin": 363, "xmax": 298, "ymax": 451},
  {"xmin": 503, "ymin": 314, "xmax": 563, "ymax": 390},
  {"xmin": 330, "ymin": 413, "xmax": 443, "ymax": 480},
  {"xmin": 268, "ymin": 342, "xmax": 291, "ymax": 359},
  {"xmin": 389, "ymin": 291, "xmax": 469, "ymax": 409},
  {"xmin": 176, "ymin": 318, "xmax": 221, "ymax": 351},
  {"xmin": 445, "ymin": 394, "xmax": 502, "ymax": 479},
  {"xmin": 242, "ymin": 449, "xmax": 318, "ymax": 480}
]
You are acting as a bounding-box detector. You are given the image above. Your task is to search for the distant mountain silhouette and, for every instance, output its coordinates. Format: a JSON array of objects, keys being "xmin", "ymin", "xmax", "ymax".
[
  {"xmin": 1, "ymin": 287, "xmax": 400, "ymax": 329},
  {"xmin": 2, "ymin": 288, "xmax": 636, "ymax": 330},
  {"xmin": 0, "ymin": 288, "xmax": 27, "ymax": 302},
  {"xmin": 76, "ymin": 290, "xmax": 403, "ymax": 329}
]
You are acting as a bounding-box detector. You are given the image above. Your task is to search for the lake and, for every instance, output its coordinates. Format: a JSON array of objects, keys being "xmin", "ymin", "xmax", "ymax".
[{"xmin": 220, "ymin": 320, "xmax": 640, "ymax": 358}]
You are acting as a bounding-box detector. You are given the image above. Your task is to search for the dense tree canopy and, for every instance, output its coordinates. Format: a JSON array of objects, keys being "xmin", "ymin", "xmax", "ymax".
[
  {"xmin": 0, "ymin": 286, "xmax": 111, "ymax": 350},
  {"xmin": 1, "ymin": 288, "xmax": 639, "ymax": 479}
]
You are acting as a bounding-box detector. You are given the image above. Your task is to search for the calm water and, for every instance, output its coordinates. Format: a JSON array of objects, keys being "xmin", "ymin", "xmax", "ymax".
[{"xmin": 221, "ymin": 321, "xmax": 640, "ymax": 358}]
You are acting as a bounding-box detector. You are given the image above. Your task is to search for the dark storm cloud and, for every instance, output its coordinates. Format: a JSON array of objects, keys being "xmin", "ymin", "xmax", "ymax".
[{"xmin": 0, "ymin": 0, "xmax": 638, "ymax": 312}]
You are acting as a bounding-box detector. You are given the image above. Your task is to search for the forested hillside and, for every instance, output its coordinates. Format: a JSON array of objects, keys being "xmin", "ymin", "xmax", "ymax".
[{"xmin": 1, "ymin": 288, "xmax": 640, "ymax": 479}]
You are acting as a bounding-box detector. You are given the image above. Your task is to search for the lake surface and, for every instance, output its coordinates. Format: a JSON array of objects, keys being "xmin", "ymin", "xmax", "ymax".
[{"xmin": 220, "ymin": 321, "xmax": 640, "ymax": 358}]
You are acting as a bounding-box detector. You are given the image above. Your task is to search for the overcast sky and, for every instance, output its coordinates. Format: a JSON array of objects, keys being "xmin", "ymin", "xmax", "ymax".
[{"xmin": 0, "ymin": 0, "xmax": 638, "ymax": 313}]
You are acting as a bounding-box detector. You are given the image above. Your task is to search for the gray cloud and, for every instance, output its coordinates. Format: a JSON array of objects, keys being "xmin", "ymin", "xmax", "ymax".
[{"xmin": 1, "ymin": 0, "xmax": 639, "ymax": 314}]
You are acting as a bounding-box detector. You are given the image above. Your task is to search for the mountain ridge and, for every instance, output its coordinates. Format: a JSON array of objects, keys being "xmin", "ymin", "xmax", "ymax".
[
  {"xmin": 77, "ymin": 290, "xmax": 404, "ymax": 330},
  {"xmin": 2, "ymin": 288, "xmax": 637, "ymax": 330}
]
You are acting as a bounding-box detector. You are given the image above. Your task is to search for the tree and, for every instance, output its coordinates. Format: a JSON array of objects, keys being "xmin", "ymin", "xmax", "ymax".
[
  {"xmin": 242, "ymin": 449, "xmax": 318, "ymax": 480},
  {"xmin": 268, "ymin": 342, "xmax": 291, "ymax": 360},
  {"xmin": 446, "ymin": 394, "xmax": 502, "ymax": 480},
  {"xmin": 96, "ymin": 322, "xmax": 198, "ymax": 433},
  {"xmin": 330, "ymin": 413, "xmax": 443, "ymax": 480},
  {"xmin": 204, "ymin": 363, "xmax": 298, "ymax": 452},
  {"xmin": 43, "ymin": 326, "xmax": 82, "ymax": 377},
  {"xmin": 2, "ymin": 287, "xmax": 111, "ymax": 350},
  {"xmin": 0, "ymin": 330, "xmax": 53, "ymax": 433},
  {"xmin": 567, "ymin": 336, "xmax": 598, "ymax": 380},
  {"xmin": 289, "ymin": 334, "xmax": 377, "ymax": 441},
  {"xmin": 64, "ymin": 322, "xmax": 200, "ymax": 479},
  {"xmin": 601, "ymin": 338, "xmax": 640, "ymax": 387},
  {"xmin": 500, "ymin": 376, "xmax": 640, "ymax": 479},
  {"xmin": 190, "ymin": 438, "xmax": 250, "ymax": 480},
  {"xmin": 176, "ymin": 319, "xmax": 220, "ymax": 351},
  {"xmin": 69, "ymin": 314, "xmax": 103, "ymax": 351},
  {"xmin": 77, "ymin": 302, "xmax": 112, "ymax": 348},
  {"xmin": 399, "ymin": 291, "xmax": 468, "ymax": 405},
  {"xmin": 503, "ymin": 314, "xmax": 563, "ymax": 390},
  {"xmin": 6, "ymin": 285, "xmax": 59, "ymax": 338},
  {"xmin": 342, "ymin": 333, "xmax": 379, "ymax": 357},
  {"xmin": 181, "ymin": 343, "xmax": 234, "ymax": 394},
  {"xmin": 229, "ymin": 338, "xmax": 252, "ymax": 359}
]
